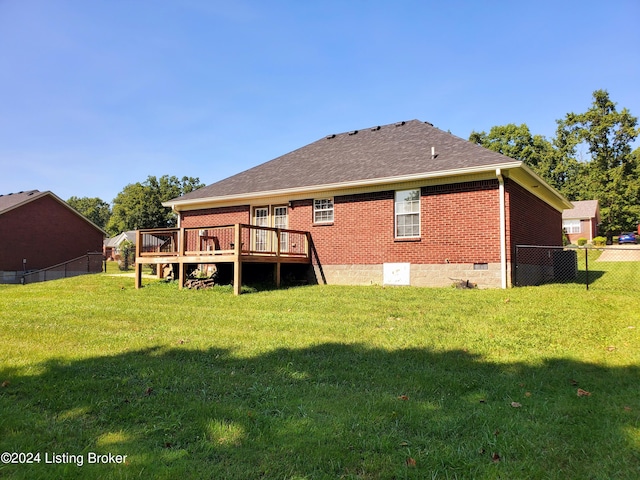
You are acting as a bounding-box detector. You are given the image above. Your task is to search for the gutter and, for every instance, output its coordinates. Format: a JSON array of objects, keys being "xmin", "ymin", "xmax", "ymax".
[{"xmin": 164, "ymin": 162, "xmax": 523, "ymax": 210}]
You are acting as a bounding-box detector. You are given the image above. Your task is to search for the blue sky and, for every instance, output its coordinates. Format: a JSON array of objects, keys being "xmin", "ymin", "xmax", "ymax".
[{"xmin": 1, "ymin": 0, "xmax": 638, "ymax": 202}]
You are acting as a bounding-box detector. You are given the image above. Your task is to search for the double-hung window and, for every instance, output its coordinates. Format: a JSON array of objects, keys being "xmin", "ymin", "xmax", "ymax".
[
  {"xmin": 562, "ymin": 219, "xmax": 581, "ymax": 234},
  {"xmin": 314, "ymin": 198, "xmax": 334, "ymax": 223},
  {"xmin": 395, "ymin": 189, "xmax": 420, "ymax": 238}
]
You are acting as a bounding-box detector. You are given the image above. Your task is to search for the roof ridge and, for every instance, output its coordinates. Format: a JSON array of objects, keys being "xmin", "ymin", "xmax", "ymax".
[{"xmin": 325, "ymin": 119, "xmax": 426, "ymax": 139}]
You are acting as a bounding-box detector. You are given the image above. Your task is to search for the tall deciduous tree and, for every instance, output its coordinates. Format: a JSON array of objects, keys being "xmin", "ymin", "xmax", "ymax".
[
  {"xmin": 106, "ymin": 175, "xmax": 204, "ymax": 235},
  {"xmin": 556, "ymin": 90, "xmax": 639, "ymax": 235},
  {"xmin": 469, "ymin": 123, "xmax": 580, "ymax": 193},
  {"xmin": 66, "ymin": 196, "xmax": 111, "ymax": 230}
]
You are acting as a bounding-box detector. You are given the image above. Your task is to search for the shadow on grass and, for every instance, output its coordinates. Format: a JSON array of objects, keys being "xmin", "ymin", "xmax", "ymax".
[{"xmin": 1, "ymin": 345, "xmax": 639, "ymax": 479}]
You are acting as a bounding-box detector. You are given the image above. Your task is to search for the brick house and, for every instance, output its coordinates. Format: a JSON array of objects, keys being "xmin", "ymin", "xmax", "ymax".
[
  {"xmin": 147, "ymin": 120, "xmax": 570, "ymax": 291},
  {"xmin": 104, "ymin": 230, "xmax": 137, "ymax": 261},
  {"xmin": 0, "ymin": 190, "xmax": 105, "ymax": 283},
  {"xmin": 561, "ymin": 200, "xmax": 600, "ymax": 243}
]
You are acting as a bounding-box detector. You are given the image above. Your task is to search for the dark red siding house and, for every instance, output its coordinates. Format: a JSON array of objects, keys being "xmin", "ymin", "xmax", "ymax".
[
  {"xmin": 136, "ymin": 120, "xmax": 571, "ymax": 293},
  {"xmin": 0, "ymin": 190, "xmax": 105, "ymax": 283}
]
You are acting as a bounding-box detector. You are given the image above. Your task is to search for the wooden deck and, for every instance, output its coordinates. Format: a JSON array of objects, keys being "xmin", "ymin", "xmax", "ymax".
[{"xmin": 134, "ymin": 224, "xmax": 311, "ymax": 294}]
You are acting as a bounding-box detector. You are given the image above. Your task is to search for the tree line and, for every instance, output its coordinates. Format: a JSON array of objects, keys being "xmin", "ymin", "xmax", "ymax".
[
  {"xmin": 67, "ymin": 175, "xmax": 203, "ymax": 236},
  {"xmin": 68, "ymin": 90, "xmax": 639, "ymax": 239},
  {"xmin": 470, "ymin": 89, "xmax": 639, "ymax": 236}
]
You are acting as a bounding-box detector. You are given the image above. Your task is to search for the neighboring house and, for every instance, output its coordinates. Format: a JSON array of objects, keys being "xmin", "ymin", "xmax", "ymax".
[
  {"xmin": 104, "ymin": 231, "xmax": 137, "ymax": 261},
  {"xmin": 153, "ymin": 120, "xmax": 571, "ymax": 290},
  {"xmin": 562, "ymin": 200, "xmax": 600, "ymax": 243},
  {"xmin": 0, "ymin": 190, "xmax": 105, "ymax": 283}
]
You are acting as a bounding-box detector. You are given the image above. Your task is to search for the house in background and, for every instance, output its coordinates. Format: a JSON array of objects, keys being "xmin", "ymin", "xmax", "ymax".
[
  {"xmin": 138, "ymin": 120, "xmax": 572, "ymax": 292},
  {"xmin": 104, "ymin": 231, "xmax": 137, "ymax": 261},
  {"xmin": 562, "ymin": 200, "xmax": 600, "ymax": 244},
  {"xmin": 0, "ymin": 190, "xmax": 105, "ymax": 283}
]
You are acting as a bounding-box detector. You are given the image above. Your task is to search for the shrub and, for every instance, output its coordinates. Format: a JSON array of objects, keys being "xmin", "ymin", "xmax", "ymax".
[
  {"xmin": 118, "ymin": 240, "xmax": 135, "ymax": 271},
  {"xmin": 577, "ymin": 238, "xmax": 587, "ymax": 246},
  {"xmin": 593, "ymin": 236, "xmax": 606, "ymax": 246}
]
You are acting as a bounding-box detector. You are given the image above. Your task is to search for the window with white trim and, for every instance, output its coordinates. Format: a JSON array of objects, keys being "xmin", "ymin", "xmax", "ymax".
[
  {"xmin": 562, "ymin": 219, "xmax": 581, "ymax": 234},
  {"xmin": 314, "ymin": 198, "xmax": 334, "ymax": 223},
  {"xmin": 395, "ymin": 189, "xmax": 420, "ymax": 238}
]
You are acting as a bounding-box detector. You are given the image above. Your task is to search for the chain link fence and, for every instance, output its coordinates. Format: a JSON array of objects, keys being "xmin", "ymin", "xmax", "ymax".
[
  {"xmin": 514, "ymin": 245, "xmax": 640, "ymax": 291},
  {"xmin": 21, "ymin": 253, "xmax": 104, "ymax": 285}
]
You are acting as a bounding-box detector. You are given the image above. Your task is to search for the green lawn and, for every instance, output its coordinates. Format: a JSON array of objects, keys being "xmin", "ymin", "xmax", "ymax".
[{"xmin": 0, "ymin": 273, "xmax": 638, "ymax": 479}]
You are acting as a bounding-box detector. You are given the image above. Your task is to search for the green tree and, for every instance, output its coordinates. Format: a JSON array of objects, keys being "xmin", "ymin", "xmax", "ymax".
[
  {"xmin": 556, "ymin": 90, "xmax": 640, "ymax": 235},
  {"xmin": 469, "ymin": 123, "xmax": 580, "ymax": 193},
  {"xmin": 66, "ymin": 196, "xmax": 111, "ymax": 230},
  {"xmin": 106, "ymin": 175, "xmax": 204, "ymax": 235}
]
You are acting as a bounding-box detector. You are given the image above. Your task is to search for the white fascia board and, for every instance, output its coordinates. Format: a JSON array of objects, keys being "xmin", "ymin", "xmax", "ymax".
[
  {"xmin": 164, "ymin": 162, "xmax": 523, "ymax": 211},
  {"xmin": 506, "ymin": 164, "xmax": 573, "ymax": 212}
]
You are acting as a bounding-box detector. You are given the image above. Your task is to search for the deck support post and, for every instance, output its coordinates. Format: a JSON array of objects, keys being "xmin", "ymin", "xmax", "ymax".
[
  {"xmin": 234, "ymin": 260, "xmax": 242, "ymax": 295},
  {"xmin": 233, "ymin": 224, "xmax": 242, "ymax": 295},
  {"xmin": 275, "ymin": 262, "xmax": 281, "ymax": 288},
  {"xmin": 135, "ymin": 261, "xmax": 142, "ymax": 289},
  {"xmin": 178, "ymin": 262, "xmax": 185, "ymax": 290}
]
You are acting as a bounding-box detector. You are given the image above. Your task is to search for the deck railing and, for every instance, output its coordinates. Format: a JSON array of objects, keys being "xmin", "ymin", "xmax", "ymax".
[{"xmin": 136, "ymin": 224, "xmax": 310, "ymax": 260}]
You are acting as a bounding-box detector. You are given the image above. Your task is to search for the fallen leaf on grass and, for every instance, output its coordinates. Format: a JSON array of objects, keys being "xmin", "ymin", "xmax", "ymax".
[
  {"xmin": 406, "ymin": 457, "xmax": 416, "ymax": 467},
  {"xmin": 491, "ymin": 452, "xmax": 501, "ymax": 463},
  {"xmin": 577, "ymin": 388, "xmax": 591, "ymax": 397},
  {"xmin": 399, "ymin": 441, "xmax": 409, "ymax": 447},
  {"xmin": 1, "ymin": 380, "xmax": 9, "ymax": 388},
  {"xmin": 511, "ymin": 402, "xmax": 522, "ymax": 408},
  {"xmin": 624, "ymin": 406, "xmax": 632, "ymax": 412},
  {"xmin": 606, "ymin": 346, "xmax": 616, "ymax": 352},
  {"xmin": 525, "ymin": 392, "xmax": 532, "ymax": 397},
  {"xmin": 398, "ymin": 395, "xmax": 409, "ymax": 401},
  {"xmin": 145, "ymin": 387, "xmax": 153, "ymax": 396}
]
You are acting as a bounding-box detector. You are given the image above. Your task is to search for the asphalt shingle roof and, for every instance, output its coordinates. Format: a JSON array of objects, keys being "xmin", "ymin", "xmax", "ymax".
[
  {"xmin": 562, "ymin": 200, "xmax": 599, "ymax": 219},
  {"xmin": 0, "ymin": 190, "xmax": 42, "ymax": 214},
  {"xmin": 176, "ymin": 120, "xmax": 518, "ymax": 202}
]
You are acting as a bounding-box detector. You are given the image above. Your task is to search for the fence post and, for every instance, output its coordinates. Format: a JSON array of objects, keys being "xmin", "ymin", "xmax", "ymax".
[{"xmin": 585, "ymin": 247, "xmax": 589, "ymax": 291}]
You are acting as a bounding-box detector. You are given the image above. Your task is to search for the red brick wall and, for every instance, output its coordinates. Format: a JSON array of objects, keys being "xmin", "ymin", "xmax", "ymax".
[
  {"xmin": 505, "ymin": 179, "xmax": 562, "ymax": 260},
  {"xmin": 0, "ymin": 195, "xmax": 104, "ymax": 271},
  {"xmin": 290, "ymin": 180, "xmax": 502, "ymax": 265},
  {"xmin": 180, "ymin": 180, "xmax": 503, "ymax": 266},
  {"xmin": 180, "ymin": 205, "xmax": 250, "ymax": 228}
]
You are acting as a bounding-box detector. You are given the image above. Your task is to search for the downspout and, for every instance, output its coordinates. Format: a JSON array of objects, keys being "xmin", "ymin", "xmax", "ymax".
[
  {"xmin": 496, "ymin": 169, "xmax": 507, "ymax": 289},
  {"xmin": 174, "ymin": 206, "xmax": 181, "ymax": 228}
]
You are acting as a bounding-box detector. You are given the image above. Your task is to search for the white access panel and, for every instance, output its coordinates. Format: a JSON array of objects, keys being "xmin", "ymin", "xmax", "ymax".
[{"xmin": 383, "ymin": 263, "xmax": 411, "ymax": 286}]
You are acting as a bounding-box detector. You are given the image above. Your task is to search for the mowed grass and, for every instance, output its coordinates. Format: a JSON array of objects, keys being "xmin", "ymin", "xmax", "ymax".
[{"xmin": 0, "ymin": 272, "xmax": 639, "ymax": 479}]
